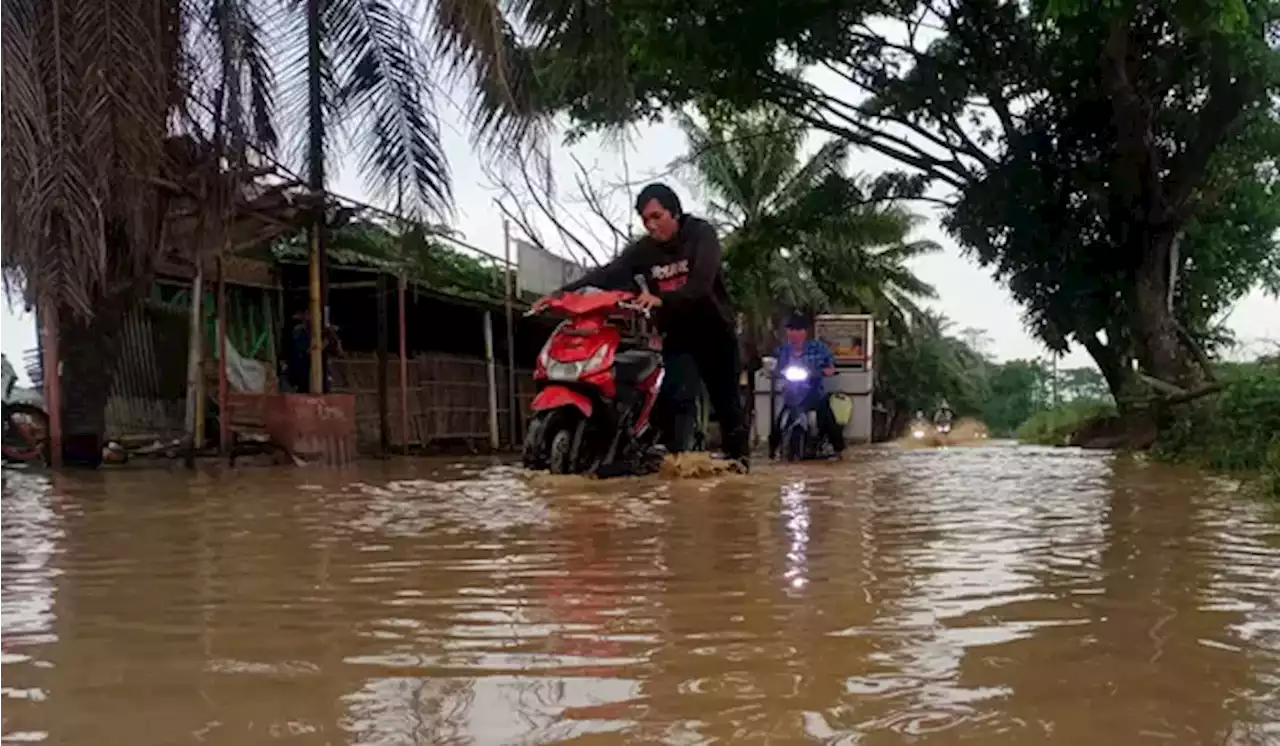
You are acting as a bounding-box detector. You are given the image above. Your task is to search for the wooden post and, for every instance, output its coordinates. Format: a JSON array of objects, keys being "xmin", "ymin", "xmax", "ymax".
[
  {"xmin": 308, "ymin": 224, "xmax": 324, "ymax": 394},
  {"xmin": 306, "ymin": 0, "xmax": 327, "ymax": 396},
  {"xmin": 217, "ymin": 254, "xmax": 230, "ymax": 459},
  {"xmin": 397, "ymin": 273, "xmax": 409, "ymax": 455},
  {"xmin": 503, "ymin": 220, "xmax": 518, "ymax": 448},
  {"xmin": 376, "ymin": 273, "xmax": 390, "ymax": 455},
  {"xmin": 38, "ymin": 297, "xmax": 63, "ymax": 469},
  {"xmin": 184, "ymin": 266, "xmax": 206, "ymax": 452},
  {"xmin": 483, "ymin": 310, "xmax": 499, "ymax": 449}
]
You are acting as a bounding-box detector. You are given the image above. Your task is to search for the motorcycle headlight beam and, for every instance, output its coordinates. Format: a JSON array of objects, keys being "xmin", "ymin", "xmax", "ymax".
[{"xmin": 782, "ymin": 365, "xmax": 809, "ymax": 382}]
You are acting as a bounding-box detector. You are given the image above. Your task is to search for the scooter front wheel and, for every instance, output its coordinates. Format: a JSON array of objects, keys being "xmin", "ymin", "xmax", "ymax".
[
  {"xmin": 527, "ymin": 409, "xmax": 589, "ymax": 474},
  {"xmin": 783, "ymin": 426, "xmax": 807, "ymax": 462},
  {"xmin": 522, "ymin": 410, "xmax": 555, "ymax": 470},
  {"xmin": 548, "ymin": 427, "xmax": 574, "ymax": 474}
]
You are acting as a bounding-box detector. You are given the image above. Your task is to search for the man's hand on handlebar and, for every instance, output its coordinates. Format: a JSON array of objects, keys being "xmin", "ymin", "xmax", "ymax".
[{"xmin": 634, "ymin": 291, "xmax": 662, "ymax": 312}]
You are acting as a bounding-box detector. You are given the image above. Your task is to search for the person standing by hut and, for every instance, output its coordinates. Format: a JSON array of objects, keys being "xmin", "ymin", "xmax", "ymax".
[{"xmin": 282, "ymin": 309, "xmax": 344, "ymax": 394}]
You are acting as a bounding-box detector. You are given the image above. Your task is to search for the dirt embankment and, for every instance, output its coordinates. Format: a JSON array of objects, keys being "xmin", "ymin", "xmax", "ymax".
[{"xmin": 1064, "ymin": 412, "xmax": 1159, "ymax": 450}]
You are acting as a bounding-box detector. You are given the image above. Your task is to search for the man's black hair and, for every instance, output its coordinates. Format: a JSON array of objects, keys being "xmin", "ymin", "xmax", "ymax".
[
  {"xmin": 785, "ymin": 312, "xmax": 809, "ymax": 330},
  {"xmin": 635, "ymin": 183, "xmax": 683, "ymax": 217}
]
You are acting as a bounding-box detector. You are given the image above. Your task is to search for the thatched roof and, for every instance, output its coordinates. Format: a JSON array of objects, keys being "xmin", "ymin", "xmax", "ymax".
[{"xmin": 159, "ymin": 177, "xmax": 323, "ymax": 256}]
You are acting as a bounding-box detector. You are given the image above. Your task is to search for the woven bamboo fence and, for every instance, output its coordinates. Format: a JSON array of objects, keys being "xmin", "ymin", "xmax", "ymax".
[{"xmin": 329, "ymin": 353, "xmax": 535, "ymax": 449}]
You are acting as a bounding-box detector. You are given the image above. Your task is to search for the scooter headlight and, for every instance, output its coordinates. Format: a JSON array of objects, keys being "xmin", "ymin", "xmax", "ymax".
[
  {"xmin": 546, "ymin": 345, "xmax": 610, "ymax": 382},
  {"xmin": 912, "ymin": 429, "xmax": 925, "ymax": 439},
  {"xmin": 783, "ymin": 365, "xmax": 809, "ymax": 383}
]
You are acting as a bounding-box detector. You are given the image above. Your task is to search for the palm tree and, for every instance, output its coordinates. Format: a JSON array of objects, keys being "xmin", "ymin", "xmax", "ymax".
[
  {"xmin": 2, "ymin": 0, "xmax": 545, "ymax": 462},
  {"xmin": 675, "ymin": 106, "xmax": 940, "ymax": 356}
]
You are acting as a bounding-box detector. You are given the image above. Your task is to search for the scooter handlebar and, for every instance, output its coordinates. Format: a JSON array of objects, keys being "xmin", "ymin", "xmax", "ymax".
[
  {"xmin": 615, "ymin": 301, "xmax": 652, "ymax": 318},
  {"xmin": 524, "ymin": 296, "xmax": 650, "ymax": 318}
]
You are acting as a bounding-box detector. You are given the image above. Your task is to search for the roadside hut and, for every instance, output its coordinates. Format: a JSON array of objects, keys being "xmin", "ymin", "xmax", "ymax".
[{"xmin": 79, "ymin": 216, "xmax": 558, "ymax": 457}]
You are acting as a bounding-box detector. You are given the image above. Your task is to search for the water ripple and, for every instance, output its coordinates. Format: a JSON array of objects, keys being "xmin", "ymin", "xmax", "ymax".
[{"xmin": 2, "ymin": 446, "xmax": 1278, "ymax": 745}]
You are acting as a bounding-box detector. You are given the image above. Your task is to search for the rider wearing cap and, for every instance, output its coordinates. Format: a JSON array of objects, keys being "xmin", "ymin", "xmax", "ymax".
[
  {"xmin": 769, "ymin": 312, "xmax": 846, "ymax": 458},
  {"xmin": 933, "ymin": 399, "xmax": 955, "ymax": 429}
]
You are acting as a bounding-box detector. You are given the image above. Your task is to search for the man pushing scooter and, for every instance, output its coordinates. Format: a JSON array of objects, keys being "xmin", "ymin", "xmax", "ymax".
[{"xmin": 532, "ymin": 183, "xmax": 751, "ymax": 472}]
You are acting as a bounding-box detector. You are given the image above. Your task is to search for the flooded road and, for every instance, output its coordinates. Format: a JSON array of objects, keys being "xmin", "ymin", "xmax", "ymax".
[{"xmin": 3, "ymin": 444, "xmax": 1279, "ymax": 745}]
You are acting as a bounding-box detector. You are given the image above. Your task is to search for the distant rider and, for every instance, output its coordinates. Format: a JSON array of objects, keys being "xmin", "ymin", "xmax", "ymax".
[
  {"xmin": 933, "ymin": 400, "xmax": 955, "ymax": 429},
  {"xmin": 768, "ymin": 313, "xmax": 846, "ymax": 458},
  {"xmin": 532, "ymin": 183, "xmax": 750, "ymax": 471}
]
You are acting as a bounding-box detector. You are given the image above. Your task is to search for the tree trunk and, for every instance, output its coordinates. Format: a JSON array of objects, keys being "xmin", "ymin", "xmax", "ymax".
[
  {"xmin": 1080, "ymin": 333, "xmax": 1131, "ymax": 405},
  {"xmin": 57, "ymin": 297, "xmax": 126, "ymax": 468},
  {"xmin": 1132, "ymin": 230, "xmax": 1203, "ymax": 392}
]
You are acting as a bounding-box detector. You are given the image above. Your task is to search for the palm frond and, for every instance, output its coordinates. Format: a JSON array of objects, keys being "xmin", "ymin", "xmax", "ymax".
[
  {"xmin": 675, "ymin": 110, "xmax": 753, "ymax": 223},
  {"xmin": 238, "ymin": 0, "xmax": 279, "ymax": 150},
  {"xmin": 429, "ymin": 0, "xmax": 550, "ymax": 152},
  {"xmin": 275, "ymin": 3, "xmax": 346, "ymax": 180},
  {"xmin": 3, "ymin": 0, "xmax": 177, "ymax": 318},
  {"xmin": 1, "ymin": 0, "xmax": 58, "ymax": 305},
  {"xmin": 324, "ymin": 0, "xmax": 449, "ymax": 218},
  {"xmin": 876, "ymin": 238, "xmax": 941, "ymax": 263},
  {"xmin": 768, "ymin": 138, "xmax": 850, "ymax": 214}
]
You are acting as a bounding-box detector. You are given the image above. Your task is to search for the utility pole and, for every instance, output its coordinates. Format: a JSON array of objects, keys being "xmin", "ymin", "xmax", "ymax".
[
  {"xmin": 1052, "ymin": 352, "xmax": 1060, "ymax": 408},
  {"xmin": 503, "ymin": 219, "xmax": 518, "ymax": 447}
]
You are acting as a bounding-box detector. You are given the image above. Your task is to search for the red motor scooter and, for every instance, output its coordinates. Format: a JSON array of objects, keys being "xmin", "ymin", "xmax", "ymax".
[{"xmin": 522, "ymin": 279, "xmax": 669, "ymax": 475}]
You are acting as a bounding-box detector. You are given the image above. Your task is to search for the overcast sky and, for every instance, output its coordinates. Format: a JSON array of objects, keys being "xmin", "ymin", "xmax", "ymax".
[
  {"xmin": 346, "ymin": 89, "xmax": 1280, "ymax": 368},
  {"xmin": 4, "ymin": 75, "xmax": 1277, "ymax": 383}
]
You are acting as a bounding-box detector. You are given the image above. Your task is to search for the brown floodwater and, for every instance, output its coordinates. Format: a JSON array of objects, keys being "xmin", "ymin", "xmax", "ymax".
[{"xmin": 2, "ymin": 444, "xmax": 1278, "ymax": 745}]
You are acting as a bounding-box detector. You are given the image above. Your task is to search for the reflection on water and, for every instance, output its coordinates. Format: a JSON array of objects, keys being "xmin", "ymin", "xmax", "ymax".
[{"xmin": 3, "ymin": 445, "xmax": 1279, "ymax": 745}]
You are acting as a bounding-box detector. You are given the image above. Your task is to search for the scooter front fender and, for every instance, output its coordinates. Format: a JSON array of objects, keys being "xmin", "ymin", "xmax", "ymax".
[
  {"xmin": 531, "ymin": 386, "xmax": 593, "ymax": 418},
  {"xmin": 777, "ymin": 407, "xmax": 808, "ymax": 433}
]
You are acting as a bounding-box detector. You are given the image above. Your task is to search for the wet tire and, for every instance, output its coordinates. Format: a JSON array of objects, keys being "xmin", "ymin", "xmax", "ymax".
[
  {"xmin": 522, "ymin": 412, "xmax": 551, "ymax": 470},
  {"xmin": 783, "ymin": 427, "xmax": 806, "ymax": 462},
  {"xmin": 548, "ymin": 427, "xmax": 574, "ymax": 474}
]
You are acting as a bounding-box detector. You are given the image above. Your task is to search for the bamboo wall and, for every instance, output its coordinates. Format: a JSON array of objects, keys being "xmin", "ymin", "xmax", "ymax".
[
  {"xmin": 105, "ymin": 304, "xmax": 189, "ymax": 441},
  {"xmin": 32, "ymin": 275, "xmax": 539, "ymax": 451},
  {"xmin": 329, "ymin": 353, "xmax": 536, "ymax": 449}
]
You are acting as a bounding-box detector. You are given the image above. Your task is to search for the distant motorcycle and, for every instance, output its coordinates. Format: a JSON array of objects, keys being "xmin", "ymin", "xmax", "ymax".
[
  {"xmin": 2, "ymin": 356, "xmax": 49, "ymax": 464},
  {"xmin": 908, "ymin": 411, "xmax": 930, "ymax": 441}
]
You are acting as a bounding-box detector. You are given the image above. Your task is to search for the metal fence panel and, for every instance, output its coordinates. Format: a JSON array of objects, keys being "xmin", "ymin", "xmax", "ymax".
[{"xmin": 514, "ymin": 239, "xmax": 586, "ymax": 297}]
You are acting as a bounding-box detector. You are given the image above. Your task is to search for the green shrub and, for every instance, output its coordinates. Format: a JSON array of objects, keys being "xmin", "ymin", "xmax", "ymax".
[
  {"xmin": 1153, "ymin": 361, "xmax": 1280, "ymax": 476},
  {"xmin": 1259, "ymin": 440, "xmax": 1280, "ymax": 500},
  {"xmin": 1016, "ymin": 400, "xmax": 1117, "ymax": 445}
]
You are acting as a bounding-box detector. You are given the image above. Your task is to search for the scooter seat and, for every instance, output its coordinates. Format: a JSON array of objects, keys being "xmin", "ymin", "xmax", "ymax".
[{"xmin": 613, "ymin": 350, "xmax": 661, "ymax": 386}]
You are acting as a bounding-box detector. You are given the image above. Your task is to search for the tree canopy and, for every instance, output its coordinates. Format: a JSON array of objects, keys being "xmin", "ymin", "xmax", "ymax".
[
  {"xmin": 675, "ymin": 106, "xmax": 939, "ymax": 351},
  {"xmin": 522, "ymin": 0, "xmax": 1280, "ymax": 410},
  {"xmin": 1, "ymin": 0, "xmax": 550, "ymax": 318}
]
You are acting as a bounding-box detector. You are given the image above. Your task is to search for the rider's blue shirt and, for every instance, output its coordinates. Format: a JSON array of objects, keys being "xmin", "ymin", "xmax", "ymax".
[{"xmin": 774, "ymin": 339, "xmax": 835, "ymax": 374}]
